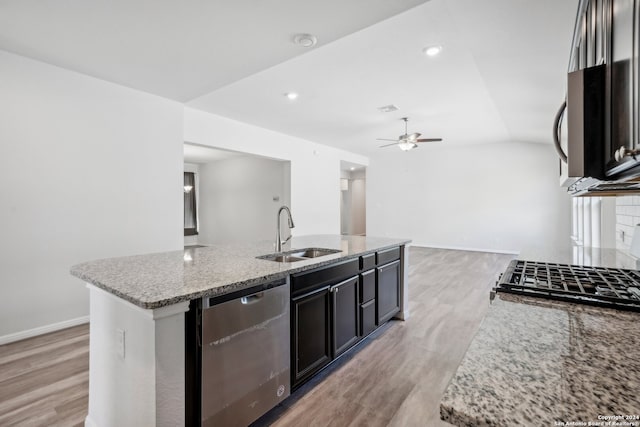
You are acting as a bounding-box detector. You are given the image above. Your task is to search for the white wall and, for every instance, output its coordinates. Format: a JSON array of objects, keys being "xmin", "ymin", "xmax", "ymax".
[
  {"xmin": 198, "ymin": 156, "xmax": 290, "ymax": 245},
  {"xmin": 350, "ymin": 172, "xmax": 366, "ymax": 235},
  {"xmin": 183, "ymin": 108, "xmax": 369, "ymax": 236},
  {"xmin": 0, "ymin": 50, "xmax": 184, "ymax": 340},
  {"xmin": 367, "ymin": 141, "xmax": 571, "ymax": 253},
  {"xmin": 340, "ymin": 170, "xmax": 366, "ymax": 236},
  {"xmin": 614, "ymin": 196, "xmax": 640, "ymax": 252}
]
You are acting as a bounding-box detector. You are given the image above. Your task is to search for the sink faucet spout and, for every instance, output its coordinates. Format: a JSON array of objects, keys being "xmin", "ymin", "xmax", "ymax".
[{"xmin": 276, "ymin": 206, "xmax": 295, "ymax": 252}]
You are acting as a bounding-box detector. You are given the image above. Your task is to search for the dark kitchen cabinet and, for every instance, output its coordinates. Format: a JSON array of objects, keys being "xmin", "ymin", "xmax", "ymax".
[
  {"xmin": 290, "ymin": 245, "xmax": 404, "ymax": 389},
  {"xmin": 331, "ymin": 276, "xmax": 359, "ymax": 357},
  {"xmin": 292, "ymin": 286, "xmax": 331, "ymax": 385},
  {"xmin": 377, "ymin": 260, "xmax": 401, "ymax": 325},
  {"xmin": 360, "ymin": 269, "xmax": 376, "ymax": 303},
  {"xmin": 360, "ymin": 300, "xmax": 376, "ymax": 337},
  {"xmin": 359, "ymin": 269, "xmax": 377, "ymax": 337}
]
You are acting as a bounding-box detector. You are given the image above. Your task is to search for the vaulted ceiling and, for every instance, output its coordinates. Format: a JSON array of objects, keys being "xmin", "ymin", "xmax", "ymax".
[{"xmin": 0, "ymin": 0, "xmax": 578, "ymax": 155}]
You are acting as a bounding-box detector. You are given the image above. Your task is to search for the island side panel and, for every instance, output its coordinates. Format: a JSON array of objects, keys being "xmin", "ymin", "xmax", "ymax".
[
  {"xmin": 394, "ymin": 244, "xmax": 410, "ymax": 321},
  {"xmin": 85, "ymin": 285, "xmax": 189, "ymax": 427},
  {"xmin": 154, "ymin": 303, "xmax": 190, "ymax": 427}
]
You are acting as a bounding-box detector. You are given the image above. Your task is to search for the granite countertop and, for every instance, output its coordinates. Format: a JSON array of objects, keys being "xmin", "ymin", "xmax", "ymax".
[
  {"xmin": 71, "ymin": 234, "xmax": 410, "ymax": 310},
  {"xmin": 440, "ymin": 292, "xmax": 640, "ymax": 426}
]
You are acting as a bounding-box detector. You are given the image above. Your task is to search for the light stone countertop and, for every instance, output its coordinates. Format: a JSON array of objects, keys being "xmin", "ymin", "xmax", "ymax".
[
  {"xmin": 70, "ymin": 234, "xmax": 410, "ymax": 309},
  {"xmin": 440, "ymin": 248, "xmax": 640, "ymax": 426}
]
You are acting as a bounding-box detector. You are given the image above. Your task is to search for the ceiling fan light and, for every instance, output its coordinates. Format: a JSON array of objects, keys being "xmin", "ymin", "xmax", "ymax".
[{"xmin": 398, "ymin": 142, "xmax": 415, "ymax": 151}]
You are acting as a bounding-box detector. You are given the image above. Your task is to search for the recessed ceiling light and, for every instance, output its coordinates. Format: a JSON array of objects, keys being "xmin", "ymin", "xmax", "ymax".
[
  {"xmin": 350, "ymin": 167, "xmax": 355, "ymax": 171},
  {"xmin": 293, "ymin": 33, "xmax": 318, "ymax": 48},
  {"xmin": 424, "ymin": 45, "xmax": 443, "ymax": 57},
  {"xmin": 285, "ymin": 92, "xmax": 298, "ymax": 100}
]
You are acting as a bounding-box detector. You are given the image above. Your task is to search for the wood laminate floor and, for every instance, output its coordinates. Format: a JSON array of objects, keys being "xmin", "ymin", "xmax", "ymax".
[
  {"xmin": 0, "ymin": 247, "xmax": 513, "ymax": 426},
  {"xmin": 255, "ymin": 247, "xmax": 514, "ymax": 427},
  {"xmin": 0, "ymin": 323, "xmax": 89, "ymax": 426}
]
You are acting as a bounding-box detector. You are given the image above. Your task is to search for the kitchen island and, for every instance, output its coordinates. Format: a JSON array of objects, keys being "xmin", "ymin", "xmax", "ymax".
[
  {"xmin": 71, "ymin": 234, "xmax": 410, "ymax": 427},
  {"xmin": 440, "ymin": 245, "xmax": 640, "ymax": 426}
]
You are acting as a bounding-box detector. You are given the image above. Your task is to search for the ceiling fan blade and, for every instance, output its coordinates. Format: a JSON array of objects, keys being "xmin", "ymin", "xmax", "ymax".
[
  {"xmin": 378, "ymin": 142, "xmax": 399, "ymax": 148},
  {"xmin": 376, "ymin": 138, "xmax": 399, "ymax": 142},
  {"xmin": 415, "ymin": 138, "xmax": 443, "ymax": 142},
  {"xmin": 407, "ymin": 132, "xmax": 421, "ymax": 141}
]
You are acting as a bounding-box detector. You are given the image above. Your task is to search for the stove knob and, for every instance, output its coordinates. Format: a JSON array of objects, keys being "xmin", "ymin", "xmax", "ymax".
[{"xmin": 615, "ymin": 146, "xmax": 640, "ymax": 161}]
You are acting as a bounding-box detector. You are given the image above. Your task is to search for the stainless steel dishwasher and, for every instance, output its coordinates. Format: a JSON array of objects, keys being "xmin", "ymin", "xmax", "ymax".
[{"xmin": 200, "ymin": 278, "xmax": 290, "ymax": 426}]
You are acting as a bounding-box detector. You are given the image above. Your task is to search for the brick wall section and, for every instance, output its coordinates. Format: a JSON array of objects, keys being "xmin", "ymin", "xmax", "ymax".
[{"xmin": 615, "ymin": 196, "xmax": 640, "ymax": 251}]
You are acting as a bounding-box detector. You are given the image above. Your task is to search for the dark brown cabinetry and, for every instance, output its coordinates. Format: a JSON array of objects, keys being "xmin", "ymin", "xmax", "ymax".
[
  {"xmin": 376, "ymin": 260, "xmax": 401, "ymax": 324},
  {"xmin": 331, "ymin": 276, "xmax": 359, "ymax": 357},
  {"xmin": 291, "ymin": 286, "xmax": 331, "ymax": 385},
  {"xmin": 290, "ymin": 246, "xmax": 403, "ymax": 389},
  {"xmin": 359, "ymin": 269, "xmax": 377, "ymax": 336}
]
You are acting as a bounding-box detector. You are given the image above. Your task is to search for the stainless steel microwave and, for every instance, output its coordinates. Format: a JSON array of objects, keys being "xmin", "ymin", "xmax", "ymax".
[{"xmin": 563, "ymin": 63, "xmax": 640, "ymax": 196}]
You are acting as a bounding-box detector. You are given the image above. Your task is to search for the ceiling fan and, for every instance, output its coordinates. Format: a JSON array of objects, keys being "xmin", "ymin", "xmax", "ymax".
[{"xmin": 377, "ymin": 117, "xmax": 442, "ymax": 150}]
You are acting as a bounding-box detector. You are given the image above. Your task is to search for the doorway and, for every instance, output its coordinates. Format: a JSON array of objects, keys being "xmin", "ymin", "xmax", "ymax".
[
  {"xmin": 340, "ymin": 161, "xmax": 366, "ymax": 236},
  {"xmin": 184, "ymin": 143, "xmax": 291, "ymax": 246}
]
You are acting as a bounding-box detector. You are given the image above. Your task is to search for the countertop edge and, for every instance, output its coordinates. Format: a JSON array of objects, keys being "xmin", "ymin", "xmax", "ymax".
[{"xmin": 71, "ymin": 239, "xmax": 411, "ymax": 310}]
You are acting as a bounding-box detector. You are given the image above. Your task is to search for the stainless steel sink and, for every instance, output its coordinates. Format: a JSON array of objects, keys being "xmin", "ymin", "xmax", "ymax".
[
  {"xmin": 290, "ymin": 249, "xmax": 340, "ymax": 258},
  {"xmin": 257, "ymin": 248, "xmax": 341, "ymax": 263},
  {"xmin": 269, "ymin": 255, "xmax": 308, "ymax": 263}
]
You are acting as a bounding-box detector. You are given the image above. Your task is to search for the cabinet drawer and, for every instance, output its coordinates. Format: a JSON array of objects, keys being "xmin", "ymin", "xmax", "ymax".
[
  {"xmin": 360, "ymin": 253, "xmax": 376, "ymax": 271},
  {"xmin": 359, "ymin": 270, "xmax": 375, "ymax": 303},
  {"xmin": 376, "ymin": 247, "xmax": 400, "ymax": 266},
  {"xmin": 291, "ymin": 258, "xmax": 359, "ymax": 297},
  {"xmin": 360, "ymin": 299, "xmax": 376, "ymax": 337}
]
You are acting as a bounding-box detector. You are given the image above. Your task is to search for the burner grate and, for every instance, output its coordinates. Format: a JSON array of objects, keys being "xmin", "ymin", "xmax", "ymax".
[{"xmin": 496, "ymin": 260, "xmax": 640, "ymax": 311}]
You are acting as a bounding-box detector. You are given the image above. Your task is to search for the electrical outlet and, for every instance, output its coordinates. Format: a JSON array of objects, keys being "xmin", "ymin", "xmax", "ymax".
[{"xmin": 116, "ymin": 329, "xmax": 125, "ymax": 359}]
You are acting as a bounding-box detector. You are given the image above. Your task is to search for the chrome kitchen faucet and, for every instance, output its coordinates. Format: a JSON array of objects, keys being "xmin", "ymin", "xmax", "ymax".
[{"xmin": 276, "ymin": 205, "xmax": 295, "ymax": 252}]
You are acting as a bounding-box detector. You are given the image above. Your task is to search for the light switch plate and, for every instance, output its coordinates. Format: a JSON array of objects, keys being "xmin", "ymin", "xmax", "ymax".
[{"xmin": 116, "ymin": 329, "xmax": 125, "ymax": 359}]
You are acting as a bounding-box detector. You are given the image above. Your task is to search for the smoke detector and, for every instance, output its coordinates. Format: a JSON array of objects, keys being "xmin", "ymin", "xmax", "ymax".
[
  {"xmin": 293, "ymin": 33, "xmax": 318, "ymax": 47},
  {"xmin": 378, "ymin": 104, "xmax": 399, "ymax": 113}
]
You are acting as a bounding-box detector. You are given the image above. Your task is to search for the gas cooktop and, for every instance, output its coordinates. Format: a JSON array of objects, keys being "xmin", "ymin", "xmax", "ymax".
[{"xmin": 495, "ymin": 259, "xmax": 640, "ymax": 312}]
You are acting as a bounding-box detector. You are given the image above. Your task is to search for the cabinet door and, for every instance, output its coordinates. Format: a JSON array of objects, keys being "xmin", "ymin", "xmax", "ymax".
[
  {"xmin": 377, "ymin": 260, "xmax": 400, "ymax": 325},
  {"xmin": 331, "ymin": 276, "xmax": 360, "ymax": 357},
  {"xmin": 292, "ymin": 286, "xmax": 331, "ymax": 387}
]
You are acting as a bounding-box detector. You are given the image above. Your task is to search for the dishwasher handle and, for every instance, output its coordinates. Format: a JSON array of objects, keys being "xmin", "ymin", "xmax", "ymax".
[{"xmin": 241, "ymin": 292, "xmax": 264, "ymax": 305}]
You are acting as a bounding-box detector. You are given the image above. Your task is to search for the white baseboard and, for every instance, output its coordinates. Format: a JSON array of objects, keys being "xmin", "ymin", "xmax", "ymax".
[
  {"xmin": 0, "ymin": 315, "xmax": 89, "ymax": 345},
  {"xmin": 410, "ymin": 243, "xmax": 519, "ymax": 255}
]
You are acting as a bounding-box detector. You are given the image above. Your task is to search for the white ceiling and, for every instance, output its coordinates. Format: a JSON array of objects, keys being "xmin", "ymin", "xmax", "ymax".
[
  {"xmin": 0, "ymin": 0, "xmax": 427, "ymax": 101},
  {"xmin": 189, "ymin": 0, "xmax": 579, "ymax": 154},
  {"xmin": 0, "ymin": 0, "xmax": 578, "ymax": 155},
  {"xmin": 184, "ymin": 144, "xmax": 242, "ymax": 164}
]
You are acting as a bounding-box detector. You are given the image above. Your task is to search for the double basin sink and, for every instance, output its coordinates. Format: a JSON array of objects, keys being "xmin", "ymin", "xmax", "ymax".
[{"xmin": 257, "ymin": 248, "xmax": 341, "ymax": 263}]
